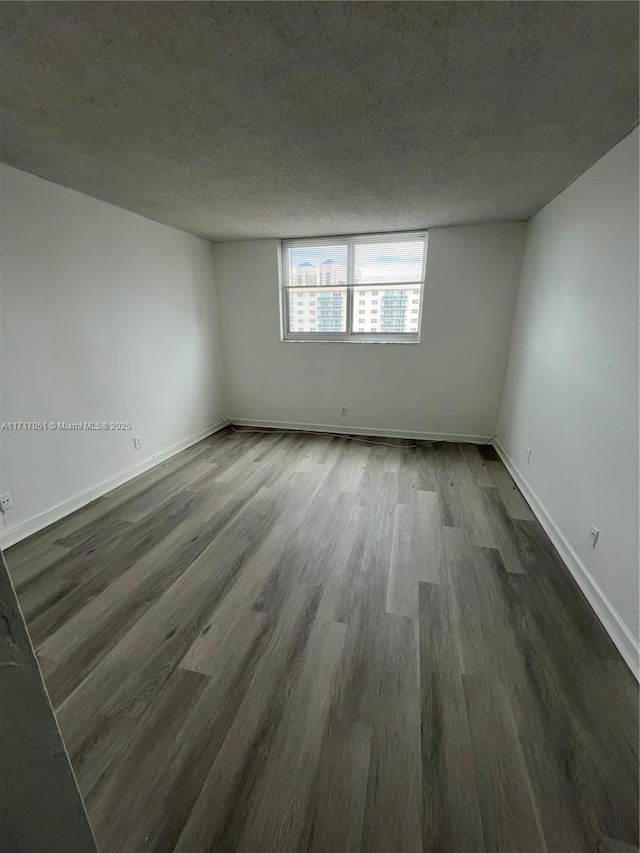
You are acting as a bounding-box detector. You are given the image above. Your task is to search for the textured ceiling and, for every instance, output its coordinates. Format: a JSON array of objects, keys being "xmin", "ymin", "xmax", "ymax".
[{"xmin": 0, "ymin": 2, "xmax": 637, "ymax": 241}]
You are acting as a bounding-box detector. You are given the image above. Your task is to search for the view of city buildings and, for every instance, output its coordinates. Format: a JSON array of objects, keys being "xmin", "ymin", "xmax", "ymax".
[{"xmin": 284, "ymin": 238, "xmax": 425, "ymax": 335}]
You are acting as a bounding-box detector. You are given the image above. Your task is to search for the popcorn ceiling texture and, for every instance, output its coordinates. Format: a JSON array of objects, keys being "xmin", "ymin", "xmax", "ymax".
[{"xmin": 0, "ymin": 1, "xmax": 637, "ymax": 242}]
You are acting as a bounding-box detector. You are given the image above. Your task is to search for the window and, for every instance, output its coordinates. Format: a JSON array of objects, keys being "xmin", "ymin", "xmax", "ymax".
[{"xmin": 280, "ymin": 231, "xmax": 427, "ymax": 342}]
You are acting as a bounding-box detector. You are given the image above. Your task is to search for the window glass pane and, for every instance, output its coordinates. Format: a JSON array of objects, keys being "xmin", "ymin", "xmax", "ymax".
[
  {"xmin": 285, "ymin": 244, "xmax": 348, "ymax": 287},
  {"xmin": 352, "ymin": 285, "xmax": 421, "ymax": 334},
  {"xmin": 287, "ymin": 287, "xmax": 346, "ymax": 333},
  {"xmin": 354, "ymin": 239, "xmax": 425, "ymax": 285},
  {"xmin": 282, "ymin": 232, "xmax": 426, "ymax": 340}
]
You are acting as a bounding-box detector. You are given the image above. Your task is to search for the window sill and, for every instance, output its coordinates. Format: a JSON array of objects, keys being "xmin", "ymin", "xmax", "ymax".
[{"xmin": 281, "ymin": 335, "xmax": 421, "ymax": 344}]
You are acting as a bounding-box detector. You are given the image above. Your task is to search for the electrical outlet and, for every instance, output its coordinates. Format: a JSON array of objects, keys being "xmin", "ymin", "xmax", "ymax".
[
  {"xmin": 588, "ymin": 526, "xmax": 599, "ymax": 548},
  {"xmin": 340, "ymin": 406, "xmax": 348, "ymax": 417},
  {"xmin": 133, "ymin": 435, "xmax": 142, "ymax": 450},
  {"xmin": 0, "ymin": 492, "xmax": 13, "ymax": 512},
  {"xmin": 527, "ymin": 447, "xmax": 532, "ymax": 464}
]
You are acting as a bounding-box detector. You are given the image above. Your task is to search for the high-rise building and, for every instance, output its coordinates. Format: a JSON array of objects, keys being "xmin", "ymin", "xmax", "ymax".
[{"xmin": 289, "ymin": 259, "xmax": 419, "ymax": 334}]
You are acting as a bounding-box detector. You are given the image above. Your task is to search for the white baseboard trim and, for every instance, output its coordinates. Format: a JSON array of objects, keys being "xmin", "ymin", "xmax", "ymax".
[
  {"xmin": 494, "ymin": 441, "xmax": 639, "ymax": 680},
  {"xmin": 0, "ymin": 419, "xmax": 228, "ymax": 550},
  {"xmin": 230, "ymin": 418, "xmax": 491, "ymax": 444}
]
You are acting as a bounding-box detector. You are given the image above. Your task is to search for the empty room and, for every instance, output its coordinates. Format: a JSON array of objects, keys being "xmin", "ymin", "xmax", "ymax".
[{"xmin": 1, "ymin": 2, "xmax": 638, "ymax": 852}]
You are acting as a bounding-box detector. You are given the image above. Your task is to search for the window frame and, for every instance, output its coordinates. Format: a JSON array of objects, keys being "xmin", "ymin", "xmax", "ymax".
[{"xmin": 279, "ymin": 230, "xmax": 428, "ymax": 343}]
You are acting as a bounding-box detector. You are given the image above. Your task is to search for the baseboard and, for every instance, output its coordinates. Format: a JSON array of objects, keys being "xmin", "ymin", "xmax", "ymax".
[
  {"xmin": 494, "ymin": 441, "xmax": 639, "ymax": 681},
  {"xmin": 0, "ymin": 419, "xmax": 228, "ymax": 550},
  {"xmin": 230, "ymin": 417, "xmax": 491, "ymax": 444}
]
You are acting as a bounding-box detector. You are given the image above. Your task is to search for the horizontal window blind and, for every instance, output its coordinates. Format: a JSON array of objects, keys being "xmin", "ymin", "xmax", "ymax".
[{"xmin": 280, "ymin": 231, "xmax": 428, "ymax": 342}]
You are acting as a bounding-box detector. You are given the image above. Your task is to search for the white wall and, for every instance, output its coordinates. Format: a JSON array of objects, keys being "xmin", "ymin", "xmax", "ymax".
[
  {"xmin": 214, "ymin": 224, "xmax": 525, "ymax": 440},
  {"xmin": 498, "ymin": 129, "xmax": 639, "ymax": 670},
  {"xmin": 0, "ymin": 164, "xmax": 225, "ymax": 545}
]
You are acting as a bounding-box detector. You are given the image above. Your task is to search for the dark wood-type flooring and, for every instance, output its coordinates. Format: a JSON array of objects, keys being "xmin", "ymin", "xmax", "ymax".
[
  {"xmin": 0, "ymin": 552, "xmax": 98, "ymax": 852},
  {"xmin": 6, "ymin": 428, "xmax": 639, "ymax": 852}
]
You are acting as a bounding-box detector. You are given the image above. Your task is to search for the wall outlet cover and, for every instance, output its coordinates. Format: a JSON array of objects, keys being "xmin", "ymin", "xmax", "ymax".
[{"xmin": 0, "ymin": 492, "xmax": 14, "ymax": 512}]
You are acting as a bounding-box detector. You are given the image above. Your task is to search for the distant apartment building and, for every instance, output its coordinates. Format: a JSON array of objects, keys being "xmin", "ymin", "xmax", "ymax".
[{"xmin": 289, "ymin": 259, "xmax": 420, "ymax": 334}]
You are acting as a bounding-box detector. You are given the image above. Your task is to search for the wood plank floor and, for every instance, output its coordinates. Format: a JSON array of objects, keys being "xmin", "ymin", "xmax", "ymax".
[
  {"xmin": 0, "ymin": 551, "xmax": 98, "ymax": 852},
  {"xmin": 6, "ymin": 428, "xmax": 639, "ymax": 853}
]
